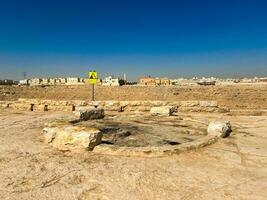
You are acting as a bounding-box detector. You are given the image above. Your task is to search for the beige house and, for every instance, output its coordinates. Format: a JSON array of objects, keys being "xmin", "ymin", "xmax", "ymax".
[
  {"xmin": 139, "ymin": 77, "xmax": 156, "ymax": 86},
  {"xmin": 159, "ymin": 78, "xmax": 171, "ymax": 86},
  {"xmin": 140, "ymin": 77, "xmax": 171, "ymax": 86}
]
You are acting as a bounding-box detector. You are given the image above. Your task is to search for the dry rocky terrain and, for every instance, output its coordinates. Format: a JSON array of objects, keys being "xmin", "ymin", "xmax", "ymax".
[
  {"xmin": 0, "ymin": 84, "xmax": 267, "ymax": 199},
  {"xmin": 0, "ymin": 84, "xmax": 267, "ymax": 109},
  {"xmin": 0, "ymin": 109, "xmax": 266, "ymax": 199}
]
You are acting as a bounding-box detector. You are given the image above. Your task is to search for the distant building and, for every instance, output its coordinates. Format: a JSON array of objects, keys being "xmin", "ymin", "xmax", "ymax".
[
  {"xmin": 258, "ymin": 77, "xmax": 267, "ymax": 82},
  {"xmin": 80, "ymin": 78, "xmax": 86, "ymax": 83},
  {"xmin": 0, "ymin": 79, "xmax": 15, "ymax": 85},
  {"xmin": 55, "ymin": 78, "xmax": 61, "ymax": 84},
  {"xmin": 139, "ymin": 77, "xmax": 156, "ymax": 86},
  {"xmin": 157, "ymin": 78, "xmax": 171, "ymax": 86},
  {"xmin": 57, "ymin": 78, "xmax": 67, "ymax": 84},
  {"xmin": 49, "ymin": 78, "xmax": 56, "ymax": 85},
  {"xmin": 41, "ymin": 78, "xmax": 50, "ymax": 85},
  {"xmin": 139, "ymin": 77, "xmax": 171, "ymax": 86},
  {"xmin": 66, "ymin": 77, "xmax": 81, "ymax": 84},
  {"xmin": 19, "ymin": 79, "xmax": 29, "ymax": 85},
  {"xmin": 29, "ymin": 78, "xmax": 42, "ymax": 86},
  {"xmin": 102, "ymin": 76, "xmax": 120, "ymax": 86},
  {"xmin": 27, "ymin": 77, "xmax": 85, "ymax": 86}
]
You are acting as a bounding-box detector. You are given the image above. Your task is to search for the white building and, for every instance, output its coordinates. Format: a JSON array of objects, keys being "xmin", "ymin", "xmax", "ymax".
[
  {"xmin": 19, "ymin": 79, "xmax": 29, "ymax": 85},
  {"xmin": 56, "ymin": 78, "xmax": 67, "ymax": 84},
  {"xmin": 49, "ymin": 78, "xmax": 56, "ymax": 85},
  {"xmin": 102, "ymin": 76, "xmax": 120, "ymax": 86},
  {"xmin": 41, "ymin": 78, "xmax": 50, "ymax": 85},
  {"xmin": 29, "ymin": 78, "xmax": 42, "ymax": 86},
  {"xmin": 66, "ymin": 77, "xmax": 81, "ymax": 84}
]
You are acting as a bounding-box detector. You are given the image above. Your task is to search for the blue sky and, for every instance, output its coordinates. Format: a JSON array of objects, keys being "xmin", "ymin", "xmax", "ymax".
[{"xmin": 0, "ymin": 0, "xmax": 267, "ymax": 80}]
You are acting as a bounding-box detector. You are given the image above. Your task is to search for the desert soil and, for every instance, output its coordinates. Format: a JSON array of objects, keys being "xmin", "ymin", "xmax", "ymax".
[
  {"xmin": 0, "ymin": 109, "xmax": 266, "ymax": 200},
  {"xmin": 1, "ymin": 84, "xmax": 267, "ymax": 109}
]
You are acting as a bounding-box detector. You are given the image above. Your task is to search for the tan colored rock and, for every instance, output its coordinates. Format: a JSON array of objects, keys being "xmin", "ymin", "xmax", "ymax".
[
  {"xmin": 75, "ymin": 106, "xmax": 95, "ymax": 111},
  {"xmin": 70, "ymin": 100, "xmax": 87, "ymax": 106},
  {"xmin": 104, "ymin": 101, "xmax": 121, "ymax": 111},
  {"xmin": 74, "ymin": 108, "xmax": 105, "ymax": 121},
  {"xmin": 119, "ymin": 101, "xmax": 130, "ymax": 107},
  {"xmin": 126, "ymin": 106, "xmax": 151, "ymax": 112},
  {"xmin": 129, "ymin": 101, "xmax": 142, "ymax": 106},
  {"xmin": 150, "ymin": 106, "xmax": 176, "ymax": 116},
  {"xmin": 43, "ymin": 127, "xmax": 58, "ymax": 143},
  {"xmin": 199, "ymin": 101, "xmax": 218, "ymax": 107},
  {"xmin": 43, "ymin": 125, "xmax": 102, "ymax": 150},
  {"xmin": 105, "ymin": 101, "xmax": 120, "ymax": 107},
  {"xmin": 180, "ymin": 101, "xmax": 199, "ymax": 107},
  {"xmin": 166, "ymin": 101, "xmax": 181, "ymax": 107},
  {"xmin": 207, "ymin": 120, "xmax": 232, "ymax": 138}
]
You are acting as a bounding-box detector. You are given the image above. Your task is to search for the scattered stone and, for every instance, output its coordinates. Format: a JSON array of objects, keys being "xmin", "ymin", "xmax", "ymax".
[
  {"xmin": 207, "ymin": 120, "xmax": 232, "ymax": 138},
  {"xmin": 74, "ymin": 108, "xmax": 105, "ymax": 121},
  {"xmin": 150, "ymin": 106, "xmax": 176, "ymax": 116}
]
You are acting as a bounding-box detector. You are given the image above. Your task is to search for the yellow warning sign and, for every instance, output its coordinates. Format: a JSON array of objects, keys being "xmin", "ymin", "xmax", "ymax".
[{"xmin": 88, "ymin": 71, "xmax": 98, "ymax": 84}]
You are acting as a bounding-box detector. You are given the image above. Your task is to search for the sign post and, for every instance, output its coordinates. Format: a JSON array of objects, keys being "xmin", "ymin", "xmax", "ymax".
[{"xmin": 88, "ymin": 71, "xmax": 98, "ymax": 101}]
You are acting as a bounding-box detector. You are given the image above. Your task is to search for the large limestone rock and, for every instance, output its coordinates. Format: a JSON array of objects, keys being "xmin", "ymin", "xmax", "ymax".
[
  {"xmin": 150, "ymin": 106, "xmax": 176, "ymax": 116},
  {"xmin": 74, "ymin": 108, "xmax": 105, "ymax": 121},
  {"xmin": 207, "ymin": 120, "xmax": 232, "ymax": 138},
  {"xmin": 43, "ymin": 124, "xmax": 102, "ymax": 150}
]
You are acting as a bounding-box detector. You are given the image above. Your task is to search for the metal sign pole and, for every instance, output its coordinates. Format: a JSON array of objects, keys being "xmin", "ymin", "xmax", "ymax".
[
  {"xmin": 92, "ymin": 83, "xmax": 95, "ymax": 101},
  {"xmin": 89, "ymin": 70, "xmax": 97, "ymax": 102}
]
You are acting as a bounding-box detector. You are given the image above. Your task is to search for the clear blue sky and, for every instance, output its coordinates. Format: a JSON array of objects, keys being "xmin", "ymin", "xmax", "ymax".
[{"xmin": 0, "ymin": 0, "xmax": 267, "ymax": 80}]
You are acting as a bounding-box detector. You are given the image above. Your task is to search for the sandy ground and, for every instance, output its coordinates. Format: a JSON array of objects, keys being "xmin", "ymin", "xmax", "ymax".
[
  {"xmin": 1, "ymin": 84, "xmax": 267, "ymax": 109},
  {"xmin": 0, "ymin": 109, "xmax": 266, "ymax": 200}
]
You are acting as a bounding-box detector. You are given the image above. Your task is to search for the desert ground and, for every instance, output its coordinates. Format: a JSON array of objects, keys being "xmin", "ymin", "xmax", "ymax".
[
  {"xmin": 1, "ymin": 84, "xmax": 267, "ymax": 109},
  {"xmin": 0, "ymin": 84, "xmax": 267, "ymax": 200}
]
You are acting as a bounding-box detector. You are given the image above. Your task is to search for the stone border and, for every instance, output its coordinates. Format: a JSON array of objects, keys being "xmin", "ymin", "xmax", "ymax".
[
  {"xmin": 93, "ymin": 135, "xmax": 219, "ymax": 157},
  {"xmin": 42, "ymin": 118, "xmax": 222, "ymax": 157},
  {"xmin": 0, "ymin": 99, "xmax": 229, "ymax": 113}
]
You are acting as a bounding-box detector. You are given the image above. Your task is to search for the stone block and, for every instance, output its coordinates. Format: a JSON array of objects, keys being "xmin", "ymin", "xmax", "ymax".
[
  {"xmin": 207, "ymin": 120, "xmax": 232, "ymax": 138},
  {"xmin": 150, "ymin": 106, "xmax": 176, "ymax": 116},
  {"xmin": 43, "ymin": 125, "xmax": 102, "ymax": 150},
  {"xmin": 74, "ymin": 108, "xmax": 105, "ymax": 121}
]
